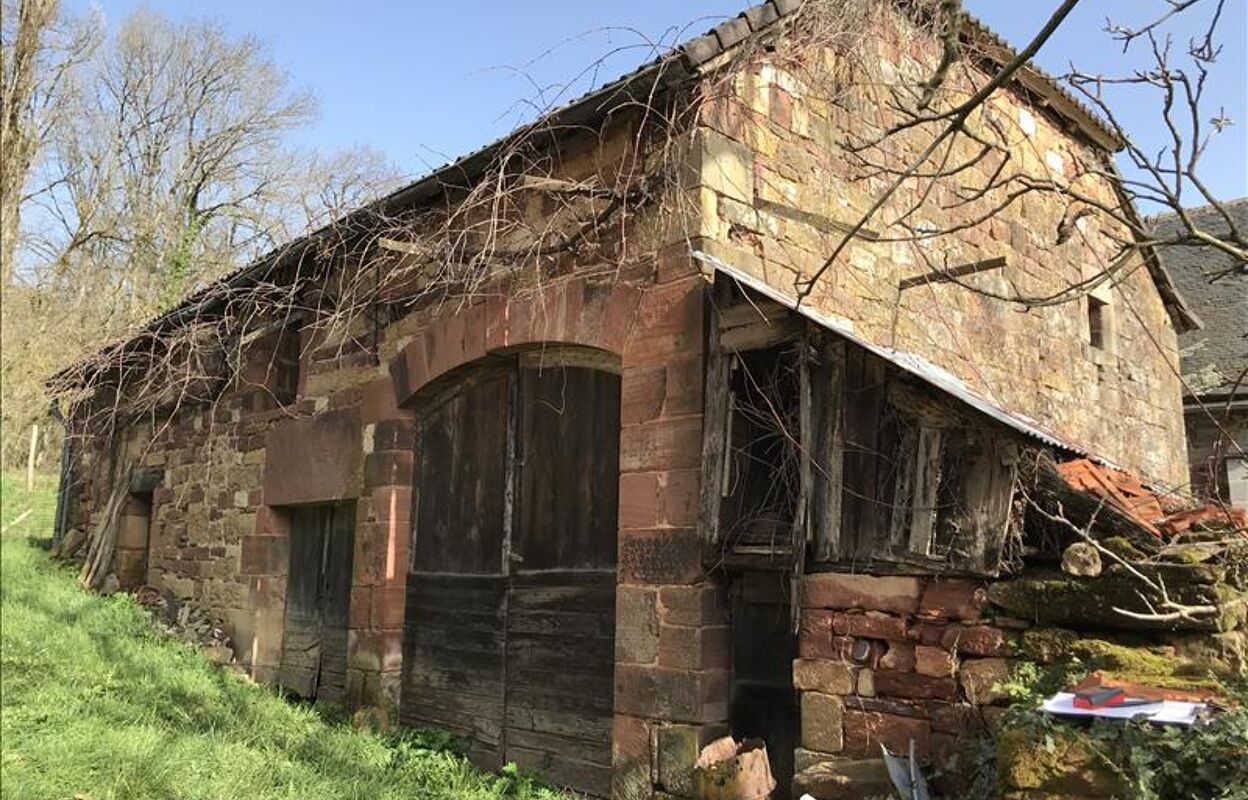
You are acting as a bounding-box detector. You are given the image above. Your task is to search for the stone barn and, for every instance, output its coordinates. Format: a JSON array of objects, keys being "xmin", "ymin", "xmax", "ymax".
[{"xmin": 52, "ymin": 2, "xmax": 1217, "ymax": 798}]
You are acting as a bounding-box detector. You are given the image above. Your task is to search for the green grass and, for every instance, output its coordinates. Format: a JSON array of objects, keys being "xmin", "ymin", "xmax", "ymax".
[{"xmin": 0, "ymin": 473, "xmax": 571, "ymax": 800}]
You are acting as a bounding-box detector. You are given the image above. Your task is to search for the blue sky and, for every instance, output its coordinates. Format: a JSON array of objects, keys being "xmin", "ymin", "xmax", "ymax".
[{"xmin": 71, "ymin": 0, "xmax": 1247, "ymax": 204}]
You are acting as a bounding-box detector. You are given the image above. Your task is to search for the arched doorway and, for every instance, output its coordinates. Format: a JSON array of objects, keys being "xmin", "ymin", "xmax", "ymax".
[{"xmin": 400, "ymin": 349, "xmax": 620, "ymax": 797}]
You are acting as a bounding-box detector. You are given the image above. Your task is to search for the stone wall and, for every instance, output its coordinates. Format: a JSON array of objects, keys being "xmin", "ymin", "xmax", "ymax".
[
  {"xmin": 1186, "ymin": 406, "xmax": 1248, "ymax": 503},
  {"xmin": 793, "ymin": 572, "xmax": 1017, "ymax": 782},
  {"xmin": 693, "ymin": 3, "xmax": 1187, "ymax": 485},
  {"xmin": 63, "ymin": 101, "xmax": 734, "ymax": 795}
]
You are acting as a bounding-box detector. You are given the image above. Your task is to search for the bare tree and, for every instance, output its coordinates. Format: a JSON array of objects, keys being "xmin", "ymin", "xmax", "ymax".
[
  {"xmin": 0, "ymin": 0, "xmax": 99, "ymax": 287},
  {"xmin": 1, "ymin": 5, "xmax": 403, "ymax": 467}
]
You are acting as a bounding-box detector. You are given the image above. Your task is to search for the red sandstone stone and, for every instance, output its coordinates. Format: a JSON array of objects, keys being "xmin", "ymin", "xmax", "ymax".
[
  {"xmin": 659, "ymin": 584, "xmax": 727, "ymax": 627},
  {"xmin": 620, "ymin": 417, "xmax": 704, "ymax": 472},
  {"xmin": 619, "ymin": 473, "xmax": 661, "ymax": 529},
  {"xmin": 914, "ymin": 645, "xmax": 956, "ymax": 678},
  {"xmin": 365, "ymin": 451, "xmax": 413, "ymax": 487},
  {"xmin": 621, "ymin": 366, "xmax": 666, "ymax": 425},
  {"xmin": 660, "ymin": 470, "xmax": 700, "ymax": 527},
  {"xmin": 907, "ymin": 622, "xmax": 948, "ymax": 646},
  {"xmin": 873, "ymin": 670, "xmax": 958, "ymax": 701},
  {"xmin": 350, "ymin": 586, "xmax": 372, "ymax": 629},
  {"xmin": 616, "ymin": 586, "xmax": 659, "ymax": 665},
  {"xmin": 614, "ymin": 664, "xmax": 729, "ymax": 723},
  {"xmin": 940, "ymin": 625, "xmax": 1011, "ymax": 657},
  {"xmin": 879, "ymin": 641, "xmax": 916, "ymax": 672},
  {"xmin": 372, "ymin": 418, "xmax": 415, "ymax": 451},
  {"xmin": 800, "ymin": 609, "xmax": 836, "ymax": 658},
  {"xmin": 372, "ymin": 586, "xmax": 406, "ymax": 630},
  {"xmin": 656, "ymin": 243, "xmax": 696, "ymax": 285},
  {"xmin": 663, "ymin": 356, "xmax": 704, "ymax": 418},
  {"xmin": 959, "ymin": 658, "xmax": 1012, "ymax": 705},
  {"xmin": 833, "ymin": 612, "xmax": 908, "ymax": 641},
  {"xmin": 612, "ymin": 715, "xmax": 653, "ymax": 800},
  {"xmin": 801, "ymin": 573, "xmax": 921, "ymax": 615},
  {"xmin": 361, "ymin": 378, "xmax": 412, "ymax": 424},
  {"xmin": 239, "ymin": 535, "xmax": 288, "ymax": 576},
  {"xmin": 619, "ymin": 528, "xmax": 702, "ymax": 585},
  {"xmin": 842, "ymin": 710, "xmax": 932, "ymax": 760},
  {"xmin": 918, "ymin": 579, "xmax": 988, "ymax": 620},
  {"xmin": 658, "ymin": 624, "xmax": 730, "ymax": 671},
  {"xmin": 621, "ymin": 279, "xmax": 703, "ymax": 365}
]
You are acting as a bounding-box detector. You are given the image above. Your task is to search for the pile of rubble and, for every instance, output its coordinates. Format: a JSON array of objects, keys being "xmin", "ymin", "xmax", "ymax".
[{"xmin": 131, "ymin": 585, "xmax": 236, "ymax": 665}]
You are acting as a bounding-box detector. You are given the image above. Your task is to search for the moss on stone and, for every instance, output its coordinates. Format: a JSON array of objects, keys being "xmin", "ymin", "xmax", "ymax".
[
  {"xmin": 1100, "ymin": 536, "xmax": 1146, "ymax": 561},
  {"xmin": 1160, "ymin": 543, "xmax": 1216, "ymax": 564},
  {"xmin": 1015, "ymin": 628, "xmax": 1231, "ymax": 693},
  {"xmin": 996, "ymin": 728, "xmax": 1124, "ymax": 796},
  {"xmin": 988, "ymin": 571, "xmax": 1242, "ymax": 632},
  {"xmin": 997, "ymin": 728, "xmax": 1067, "ymax": 789},
  {"xmin": 1018, "ymin": 628, "xmax": 1079, "ymax": 663}
]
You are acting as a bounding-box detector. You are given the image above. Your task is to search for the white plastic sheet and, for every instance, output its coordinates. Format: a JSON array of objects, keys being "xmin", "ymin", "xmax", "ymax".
[{"xmin": 1041, "ymin": 692, "xmax": 1205, "ymax": 725}]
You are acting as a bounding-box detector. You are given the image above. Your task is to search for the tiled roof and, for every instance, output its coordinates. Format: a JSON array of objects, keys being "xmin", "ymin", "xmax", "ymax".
[
  {"xmin": 1151, "ymin": 198, "xmax": 1248, "ymax": 399},
  {"xmin": 54, "ymin": 0, "xmax": 1153, "ymax": 380}
]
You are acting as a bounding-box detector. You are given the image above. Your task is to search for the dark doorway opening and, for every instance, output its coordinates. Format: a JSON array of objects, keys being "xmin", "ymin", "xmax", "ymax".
[
  {"xmin": 115, "ymin": 492, "xmax": 152, "ymax": 589},
  {"xmin": 402, "ymin": 357, "xmax": 620, "ymax": 798},
  {"xmin": 278, "ymin": 501, "xmax": 356, "ymax": 706},
  {"xmin": 729, "ymin": 573, "xmax": 799, "ymax": 800}
]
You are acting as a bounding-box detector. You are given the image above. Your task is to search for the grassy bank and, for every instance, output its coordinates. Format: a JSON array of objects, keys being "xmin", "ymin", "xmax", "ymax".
[{"xmin": 0, "ymin": 473, "xmax": 569, "ymax": 800}]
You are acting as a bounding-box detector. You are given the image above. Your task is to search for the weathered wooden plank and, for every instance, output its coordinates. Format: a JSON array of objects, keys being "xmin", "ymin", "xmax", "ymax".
[
  {"xmin": 716, "ymin": 298, "xmax": 789, "ymax": 329},
  {"xmin": 315, "ymin": 502, "xmax": 355, "ymax": 705},
  {"xmin": 403, "ymin": 359, "xmax": 619, "ymax": 799},
  {"xmin": 888, "ymin": 425, "xmax": 918, "ymax": 554},
  {"xmin": 403, "ymin": 569, "xmax": 507, "ymax": 762},
  {"xmin": 795, "ymin": 337, "xmax": 813, "ymax": 546},
  {"xmin": 811, "ymin": 338, "xmax": 845, "ymax": 561},
  {"xmin": 413, "ymin": 372, "xmax": 509, "ymax": 573},
  {"xmin": 507, "ymin": 743, "xmax": 613, "ymax": 799},
  {"xmin": 719, "ymin": 317, "xmax": 803, "ymax": 353},
  {"xmin": 504, "ymin": 570, "xmax": 614, "ymax": 799},
  {"xmin": 947, "ymin": 433, "xmax": 1018, "ymax": 575},
  {"xmin": 516, "ymin": 367, "xmax": 619, "ymax": 571},
  {"xmin": 840, "ymin": 350, "xmax": 891, "ymax": 557},
  {"xmin": 700, "ymin": 291, "xmax": 732, "ymax": 545},
  {"xmin": 278, "ymin": 506, "xmax": 324, "ymax": 699},
  {"xmin": 505, "ymin": 703, "xmax": 614, "ymax": 740},
  {"xmin": 908, "ymin": 427, "xmax": 944, "ymax": 555}
]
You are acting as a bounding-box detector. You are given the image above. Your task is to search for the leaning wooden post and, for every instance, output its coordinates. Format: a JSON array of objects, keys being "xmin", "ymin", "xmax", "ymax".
[{"xmin": 26, "ymin": 424, "xmax": 39, "ymax": 491}]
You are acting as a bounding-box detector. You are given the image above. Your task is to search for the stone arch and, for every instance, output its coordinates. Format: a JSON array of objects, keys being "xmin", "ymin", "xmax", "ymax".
[{"xmin": 388, "ymin": 276, "xmax": 640, "ymax": 408}]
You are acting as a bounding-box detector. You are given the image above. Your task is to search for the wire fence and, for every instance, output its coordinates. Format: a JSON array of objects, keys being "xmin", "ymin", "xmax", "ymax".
[{"xmin": 1, "ymin": 471, "xmax": 61, "ymax": 542}]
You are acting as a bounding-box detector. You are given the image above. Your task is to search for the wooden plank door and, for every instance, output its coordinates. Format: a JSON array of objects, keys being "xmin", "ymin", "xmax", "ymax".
[
  {"xmin": 315, "ymin": 503, "xmax": 355, "ymax": 705},
  {"xmin": 402, "ymin": 370, "xmax": 512, "ymax": 769},
  {"xmin": 278, "ymin": 502, "xmax": 356, "ymax": 704},
  {"xmin": 505, "ymin": 366, "xmax": 620, "ymax": 798}
]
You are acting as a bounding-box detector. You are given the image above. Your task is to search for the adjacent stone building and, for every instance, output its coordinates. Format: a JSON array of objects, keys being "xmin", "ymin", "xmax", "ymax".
[
  {"xmin": 54, "ymin": 2, "xmax": 1203, "ymax": 798},
  {"xmin": 1154, "ymin": 199, "xmax": 1248, "ymax": 506}
]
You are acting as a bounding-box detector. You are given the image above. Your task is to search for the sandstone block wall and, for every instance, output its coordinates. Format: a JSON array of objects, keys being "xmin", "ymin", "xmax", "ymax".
[
  {"xmin": 794, "ymin": 573, "xmax": 1020, "ymax": 775},
  {"xmin": 693, "ymin": 4, "xmax": 1187, "ymax": 485}
]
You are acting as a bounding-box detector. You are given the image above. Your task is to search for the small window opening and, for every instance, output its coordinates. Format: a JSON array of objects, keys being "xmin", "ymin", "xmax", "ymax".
[
  {"xmin": 719, "ymin": 345, "xmax": 802, "ymax": 562},
  {"xmin": 1088, "ymin": 296, "xmax": 1109, "ymax": 350}
]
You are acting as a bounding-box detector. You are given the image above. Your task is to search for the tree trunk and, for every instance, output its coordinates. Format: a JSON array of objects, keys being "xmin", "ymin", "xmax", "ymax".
[{"xmin": 0, "ymin": 0, "xmax": 60, "ymax": 287}]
